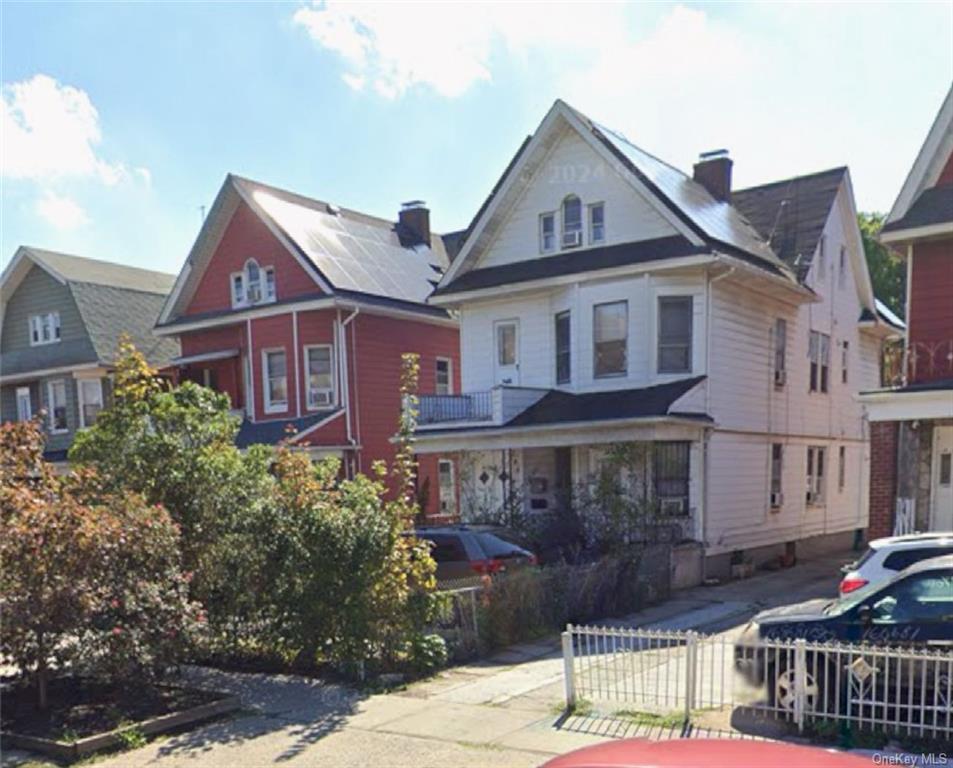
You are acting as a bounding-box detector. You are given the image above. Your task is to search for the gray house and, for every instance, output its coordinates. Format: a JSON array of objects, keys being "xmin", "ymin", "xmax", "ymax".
[{"xmin": 0, "ymin": 247, "xmax": 179, "ymax": 463}]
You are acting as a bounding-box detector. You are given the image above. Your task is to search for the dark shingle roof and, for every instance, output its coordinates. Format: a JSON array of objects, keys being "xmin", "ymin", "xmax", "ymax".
[
  {"xmin": 732, "ymin": 168, "xmax": 846, "ymax": 280},
  {"xmin": 433, "ymin": 236, "xmax": 705, "ymax": 295},
  {"xmin": 235, "ymin": 410, "xmax": 341, "ymax": 449},
  {"xmin": 507, "ymin": 376, "xmax": 708, "ymax": 428},
  {"xmin": 881, "ymin": 185, "xmax": 953, "ymax": 233}
]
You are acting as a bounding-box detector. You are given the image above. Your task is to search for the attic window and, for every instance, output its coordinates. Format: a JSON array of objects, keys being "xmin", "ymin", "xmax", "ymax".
[
  {"xmin": 562, "ymin": 196, "xmax": 582, "ymax": 248},
  {"xmin": 29, "ymin": 312, "xmax": 61, "ymax": 346},
  {"xmin": 232, "ymin": 259, "xmax": 276, "ymax": 308}
]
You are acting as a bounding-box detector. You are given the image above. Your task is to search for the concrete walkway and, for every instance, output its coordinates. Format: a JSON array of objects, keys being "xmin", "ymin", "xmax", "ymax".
[{"xmin": 3, "ymin": 550, "xmax": 856, "ymax": 768}]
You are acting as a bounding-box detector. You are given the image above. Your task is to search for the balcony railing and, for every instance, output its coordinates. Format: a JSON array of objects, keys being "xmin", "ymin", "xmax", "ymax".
[
  {"xmin": 882, "ymin": 338, "xmax": 953, "ymax": 387},
  {"xmin": 418, "ymin": 392, "xmax": 494, "ymax": 425}
]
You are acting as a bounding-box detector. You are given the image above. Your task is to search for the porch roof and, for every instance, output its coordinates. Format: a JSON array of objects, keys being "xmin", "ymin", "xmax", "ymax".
[{"xmin": 235, "ymin": 409, "xmax": 342, "ymax": 448}]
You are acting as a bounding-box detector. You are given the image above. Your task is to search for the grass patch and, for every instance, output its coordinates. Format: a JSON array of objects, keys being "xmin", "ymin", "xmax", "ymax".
[{"xmin": 613, "ymin": 709, "xmax": 686, "ymax": 729}]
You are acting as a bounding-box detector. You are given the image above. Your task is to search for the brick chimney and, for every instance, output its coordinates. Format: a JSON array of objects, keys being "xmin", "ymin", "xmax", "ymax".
[
  {"xmin": 693, "ymin": 150, "xmax": 733, "ymax": 202},
  {"xmin": 399, "ymin": 200, "xmax": 431, "ymax": 246}
]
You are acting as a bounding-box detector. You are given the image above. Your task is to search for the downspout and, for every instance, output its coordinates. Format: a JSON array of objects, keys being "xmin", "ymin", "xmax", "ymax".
[
  {"xmin": 292, "ymin": 310, "xmax": 301, "ymax": 418},
  {"xmin": 337, "ymin": 306, "xmax": 360, "ymax": 475}
]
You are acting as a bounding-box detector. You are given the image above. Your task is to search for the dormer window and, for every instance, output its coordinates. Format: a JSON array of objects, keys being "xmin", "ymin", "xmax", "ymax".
[
  {"xmin": 540, "ymin": 212, "xmax": 556, "ymax": 253},
  {"xmin": 562, "ymin": 195, "xmax": 582, "ymax": 248},
  {"xmin": 231, "ymin": 259, "xmax": 276, "ymax": 308}
]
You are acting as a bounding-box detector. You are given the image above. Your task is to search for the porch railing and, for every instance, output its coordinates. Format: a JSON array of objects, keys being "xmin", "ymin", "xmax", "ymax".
[{"xmin": 418, "ymin": 392, "xmax": 494, "ymax": 425}]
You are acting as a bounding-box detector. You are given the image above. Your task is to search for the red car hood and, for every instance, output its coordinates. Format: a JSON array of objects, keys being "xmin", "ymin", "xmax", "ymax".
[{"xmin": 540, "ymin": 738, "xmax": 871, "ymax": 768}]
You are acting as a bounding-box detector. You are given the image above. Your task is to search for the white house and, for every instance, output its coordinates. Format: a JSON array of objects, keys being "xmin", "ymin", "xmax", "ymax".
[{"xmin": 415, "ymin": 100, "xmax": 900, "ymax": 577}]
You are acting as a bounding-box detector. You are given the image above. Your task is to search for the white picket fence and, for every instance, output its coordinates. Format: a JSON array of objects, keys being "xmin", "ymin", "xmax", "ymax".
[{"xmin": 562, "ymin": 624, "xmax": 953, "ymax": 738}]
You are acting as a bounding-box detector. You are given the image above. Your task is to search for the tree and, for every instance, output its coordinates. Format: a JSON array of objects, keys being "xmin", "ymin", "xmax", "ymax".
[
  {"xmin": 858, "ymin": 212, "xmax": 906, "ymax": 318},
  {"xmin": 0, "ymin": 419, "xmax": 200, "ymax": 708}
]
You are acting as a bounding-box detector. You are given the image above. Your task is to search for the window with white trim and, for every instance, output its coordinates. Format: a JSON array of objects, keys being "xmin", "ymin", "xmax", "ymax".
[
  {"xmin": 841, "ymin": 340, "xmax": 849, "ymax": 384},
  {"xmin": 262, "ymin": 349, "xmax": 288, "ymax": 412},
  {"xmin": 561, "ymin": 195, "xmax": 582, "ymax": 248},
  {"xmin": 539, "ymin": 212, "xmax": 556, "ymax": 253},
  {"xmin": 658, "ymin": 296, "xmax": 693, "ymax": 374},
  {"xmin": 47, "ymin": 379, "xmax": 68, "ymax": 433},
  {"xmin": 438, "ymin": 459, "xmax": 456, "ymax": 516},
  {"xmin": 773, "ymin": 318, "xmax": 787, "ymax": 387},
  {"xmin": 305, "ymin": 345, "xmax": 334, "ymax": 408},
  {"xmin": 78, "ymin": 378, "xmax": 104, "ymax": 428},
  {"xmin": 16, "ymin": 387, "xmax": 32, "ymax": 421},
  {"xmin": 555, "ymin": 311, "xmax": 571, "ymax": 384},
  {"xmin": 593, "ymin": 301, "xmax": 627, "ymax": 377},
  {"xmin": 838, "ymin": 445, "xmax": 846, "ymax": 493},
  {"xmin": 809, "ymin": 331, "xmax": 830, "ymax": 393},
  {"xmin": 806, "ymin": 446, "xmax": 826, "ymax": 505},
  {"xmin": 29, "ymin": 312, "xmax": 61, "ymax": 346},
  {"xmin": 232, "ymin": 259, "xmax": 276, "ymax": 308},
  {"xmin": 589, "ymin": 202, "xmax": 605, "ymax": 244},
  {"xmin": 435, "ymin": 357, "xmax": 452, "ymax": 395},
  {"xmin": 770, "ymin": 444, "xmax": 783, "ymax": 508}
]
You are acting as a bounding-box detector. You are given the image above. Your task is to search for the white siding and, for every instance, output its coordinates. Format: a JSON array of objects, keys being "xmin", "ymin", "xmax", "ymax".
[
  {"xmin": 475, "ymin": 128, "xmax": 677, "ymax": 270},
  {"xmin": 704, "ymin": 182, "xmax": 876, "ymax": 555}
]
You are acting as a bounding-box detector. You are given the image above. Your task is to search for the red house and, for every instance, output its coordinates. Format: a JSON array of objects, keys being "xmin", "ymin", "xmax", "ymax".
[
  {"xmin": 155, "ymin": 175, "xmax": 461, "ymax": 518},
  {"xmin": 860, "ymin": 85, "xmax": 953, "ymax": 537}
]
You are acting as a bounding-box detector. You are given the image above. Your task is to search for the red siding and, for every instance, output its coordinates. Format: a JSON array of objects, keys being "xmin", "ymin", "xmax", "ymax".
[
  {"xmin": 293, "ymin": 308, "xmax": 347, "ymax": 447},
  {"xmin": 908, "ymin": 238, "xmax": 953, "ymax": 384},
  {"xmin": 249, "ymin": 314, "xmax": 298, "ymax": 420},
  {"xmin": 349, "ymin": 313, "xmax": 461, "ymax": 514},
  {"xmin": 184, "ymin": 200, "xmax": 322, "ymax": 317},
  {"xmin": 179, "ymin": 326, "xmax": 246, "ymax": 408}
]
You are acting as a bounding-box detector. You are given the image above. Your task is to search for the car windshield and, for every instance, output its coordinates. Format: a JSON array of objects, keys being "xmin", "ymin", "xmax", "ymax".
[{"xmin": 476, "ymin": 533, "xmax": 524, "ymax": 558}]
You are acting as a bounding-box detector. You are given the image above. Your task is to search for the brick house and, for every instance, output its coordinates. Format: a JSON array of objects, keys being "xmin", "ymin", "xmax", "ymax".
[
  {"xmin": 154, "ymin": 175, "xmax": 460, "ymax": 517},
  {"xmin": 859, "ymin": 85, "xmax": 953, "ymax": 537}
]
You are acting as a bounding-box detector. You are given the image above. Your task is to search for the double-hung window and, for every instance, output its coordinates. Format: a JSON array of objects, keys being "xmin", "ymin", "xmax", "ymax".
[
  {"xmin": 305, "ymin": 345, "xmax": 334, "ymax": 408},
  {"xmin": 263, "ymin": 349, "xmax": 288, "ymax": 413},
  {"xmin": 16, "ymin": 387, "xmax": 32, "ymax": 421},
  {"xmin": 589, "ymin": 203, "xmax": 605, "ymax": 244},
  {"xmin": 561, "ymin": 196, "xmax": 582, "ymax": 248},
  {"xmin": 770, "ymin": 444, "xmax": 783, "ymax": 508},
  {"xmin": 555, "ymin": 311, "xmax": 571, "ymax": 384},
  {"xmin": 438, "ymin": 459, "xmax": 456, "ymax": 516},
  {"xmin": 435, "ymin": 357, "xmax": 452, "ymax": 395},
  {"xmin": 807, "ymin": 446, "xmax": 826, "ymax": 505},
  {"xmin": 47, "ymin": 379, "xmax": 68, "ymax": 433},
  {"xmin": 654, "ymin": 442, "xmax": 690, "ymax": 516},
  {"xmin": 809, "ymin": 331, "xmax": 830, "ymax": 393},
  {"xmin": 29, "ymin": 312, "xmax": 61, "ymax": 346},
  {"xmin": 78, "ymin": 379, "xmax": 104, "ymax": 428},
  {"xmin": 773, "ymin": 318, "xmax": 787, "ymax": 387},
  {"xmin": 658, "ymin": 296, "xmax": 693, "ymax": 374},
  {"xmin": 232, "ymin": 260, "xmax": 276, "ymax": 307},
  {"xmin": 540, "ymin": 213, "xmax": 556, "ymax": 253},
  {"xmin": 593, "ymin": 301, "xmax": 627, "ymax": 377}
]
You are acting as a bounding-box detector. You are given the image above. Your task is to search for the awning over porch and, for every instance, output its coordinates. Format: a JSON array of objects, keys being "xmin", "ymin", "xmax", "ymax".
[
  {"xmin": 858, "ymin": 378, "xmax": 953, "ymax": 422},
  {"xmin": 414, "ymin": 376, "xmax": 711, "ymax": 452}
]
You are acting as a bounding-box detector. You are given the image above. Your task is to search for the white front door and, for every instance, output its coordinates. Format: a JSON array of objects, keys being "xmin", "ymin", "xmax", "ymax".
[
  {"xmin": 932, "ymin": 426, "xmax": 953, "ymax": 531},
  {"xmin": 494, "ymin": 320, "xmax": 519, "ymax": 385}
]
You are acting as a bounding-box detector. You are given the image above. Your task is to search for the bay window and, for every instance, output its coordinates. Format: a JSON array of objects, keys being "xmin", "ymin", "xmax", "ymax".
[
  {"xmin": 658, "ymin": 296, "xmax": 693, "ymax": 374},
  {"xmin": 593, "ymin": 301, "xmax": 627, "ymax": 377},
  {"xmin": 47, "ymin": 379, "xmax": 68, "ymax": 433},
  {"xmin": 78, "ymin": 378, "xmax": 104, "ymax": 427}
]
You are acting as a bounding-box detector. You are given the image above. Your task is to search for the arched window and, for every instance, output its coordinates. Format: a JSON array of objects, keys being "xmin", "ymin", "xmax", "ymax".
[
  {"xmin": 562, "ymin": 195, "xmax": 582, "ymax": 248},
  {"xmin": 245, "ymin": 259, "xmax": 262, "ymax": 301}
]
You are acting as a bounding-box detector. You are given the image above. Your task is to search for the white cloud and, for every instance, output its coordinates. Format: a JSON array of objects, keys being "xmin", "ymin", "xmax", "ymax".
[
  {"xmin": 293, "ymin": 2, "xmax": 628, "ymax": 99},
  {"xmin": 34, "ymin": 191, "xmax": 89, "ymax": 230},
  {"xmin": 1, "ymin": 74, "xmax": 137, "ymax": 184}
]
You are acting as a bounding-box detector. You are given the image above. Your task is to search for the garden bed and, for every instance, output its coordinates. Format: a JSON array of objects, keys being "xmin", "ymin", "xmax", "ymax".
[{"xmin": 0, "ymin": 676, "xmax": 239, "ymax": 762}]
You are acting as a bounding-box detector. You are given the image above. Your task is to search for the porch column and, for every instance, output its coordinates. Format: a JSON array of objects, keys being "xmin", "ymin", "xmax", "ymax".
[{"xmin": 868, "ymin": 421, "xmax": 898, "ymax": 539}]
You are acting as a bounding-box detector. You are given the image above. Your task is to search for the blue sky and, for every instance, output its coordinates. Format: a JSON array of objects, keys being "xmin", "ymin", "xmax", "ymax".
[{"xmin": 2, "ymin": 2, "xmax": 951, "ymax": 276}]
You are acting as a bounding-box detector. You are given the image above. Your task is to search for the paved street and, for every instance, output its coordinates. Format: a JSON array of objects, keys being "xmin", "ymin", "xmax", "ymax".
[{"xmin": 3, "ymin": 550, "xmax": 851, "ymax": 768}]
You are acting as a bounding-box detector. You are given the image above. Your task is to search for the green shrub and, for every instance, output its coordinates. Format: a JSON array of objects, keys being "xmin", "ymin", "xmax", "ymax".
[{"xmin": 406, "ymin": 633, "xmax": 448, "ymax": 676}]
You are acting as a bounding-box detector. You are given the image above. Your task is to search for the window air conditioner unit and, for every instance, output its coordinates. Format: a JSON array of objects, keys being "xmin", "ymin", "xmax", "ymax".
[
  {"xmin": 774, "ymin": 369, "xmax": 786, "ymax": 387},
  {"xmin": 770, "ymin": 491, "xmax": 783, "ymax": 508},
  {"xmin": 660, "ymin": 498, "xmax": 685, "ymax": 516},
  {"xmin": 562, "ymin": 230, "xmax": 583, "ymax": 248},
  {"xmin": 310, "ymin": 391, "xmax": 332, "ymax": 407}
]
